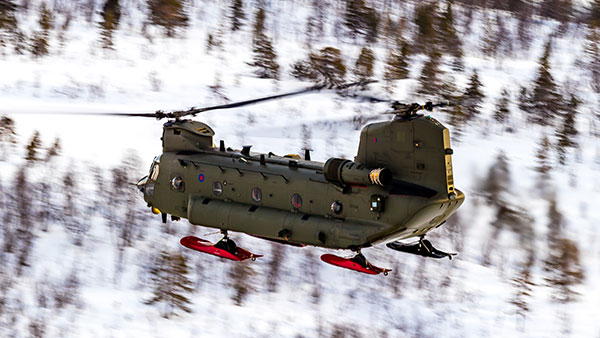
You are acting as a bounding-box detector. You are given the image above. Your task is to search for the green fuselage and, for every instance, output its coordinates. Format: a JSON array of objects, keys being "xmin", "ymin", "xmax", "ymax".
[{"xmin": 140, "ymin": 116, "xmax": 464, "ymax": 250}]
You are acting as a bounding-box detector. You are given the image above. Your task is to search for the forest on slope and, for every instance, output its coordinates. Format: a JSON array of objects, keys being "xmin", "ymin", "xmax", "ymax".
[{"xmin": 1, "ymin": 0, "xmax": 600, "ymax": 337}]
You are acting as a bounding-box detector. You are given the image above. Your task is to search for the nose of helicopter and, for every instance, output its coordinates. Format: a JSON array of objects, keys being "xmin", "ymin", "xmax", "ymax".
[{"xmin": 136, "ymin": 175, "xmax": 149, "ymax": 193}]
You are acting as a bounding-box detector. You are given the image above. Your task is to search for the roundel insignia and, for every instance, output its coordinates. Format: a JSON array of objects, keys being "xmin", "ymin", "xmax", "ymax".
[{"xmin": 198, "ymin": 173, "xmax": 205, "ymax": 182}]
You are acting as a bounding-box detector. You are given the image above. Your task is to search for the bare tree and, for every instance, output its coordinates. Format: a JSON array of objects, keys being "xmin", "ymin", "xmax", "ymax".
[
  {"xmin": 13, "ymin": 166, "xmax": 34, "ymax": 276},
  {"xmin": 510, "ymin": 261, "xmax": 535, "ymax": 331},
  {"xmin": 52, "ymin": 268, "xmax": 81, "ymax": 309},
  {"xmin": 229, "ymin": 258, "xmax": 255, "ymax": 306},
  {"xmin": 266, "ymin": 243, "xmax": 286, "ymax": 292},
  {"xmin": 145, "ymin": 249, "xmax": 194, "ymax": 318}
]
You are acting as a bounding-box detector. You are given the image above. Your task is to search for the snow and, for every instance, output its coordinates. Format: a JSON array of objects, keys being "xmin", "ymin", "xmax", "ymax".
[{"xmin": 1, "ymin": 0, "xmax": 600, "ymax": 337}]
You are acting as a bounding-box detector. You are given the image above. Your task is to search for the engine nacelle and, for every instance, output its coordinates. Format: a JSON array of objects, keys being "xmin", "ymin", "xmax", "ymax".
[
  {"xmin": 162, "ymin": 120, "xmax": 214, "ymax": 152},
  {"xmin": 323, "ymin": 158, "xmax": 391, "ymax": 187}
]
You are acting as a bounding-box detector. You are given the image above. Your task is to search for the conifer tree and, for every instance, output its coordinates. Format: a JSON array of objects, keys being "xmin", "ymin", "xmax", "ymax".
[
  {"xmin": 248, "ymin": 35, "xmax": 279, "ymax": 79},
  {"xmin": 417, "ymin": 48, "xmax": 442, "ymax": 96},
  {"xmin": 383, "ymin": 42, "xmax": 409, "ymax": 88},
  {"xmin": 414, "ymin": 3, "xmax": 436, "ymax": 46},
  {"xmin": 380, "ymin": 13, "xmax": 396, "ymax": 45},
  {"xmin": 147, "ymin": 0, "xmax": 188, "ymax": 37},
  {"xmin": 590, "ymin": 0, "xmax": 600, "ymax": 27},
  {"xmin": 290, "ymin": 59, "xmax": 316, "ymax": 81},
  {"xmin": 25, "ymin": 130, "xmax": 42, "ymax": 162},
  {"xmin": 555, "ymin": 95, "xmax": 579, "ymax": 165},
  {"xmin": 535, "ymin": 134, "xmax": 552, "ymax": 194},
  {"xmin": 45, "ymin": 137, "xmax": 61, "ymax": 161},
  {"xmin": 229, "ymin": 0, "xmax": 245, "ymax": 32},
  {"xmin": 251, "ymin": 6, "xmax": 265, "ymax": 40},
  {"xmin": 305, "ymin": 0, "xmax": 325, "ymax": 46},
  {"xmin": 517, "ymin": 10, "xmax": 533, "ymax": 52},
  {"xmin": 544, "ymin": 238, "xmax": 584, "ymax": 303},
  {"xmin": 485, "ymin": 204, "xmax": 534, "ymax": 265},
  {"xmin": 496, "ymin": 15, "xmax": 513, "ymax": 57},
  {"xmin": 448, "ymin": 104, "xmax": 467, "ymax": 134},
  {"xmin": 528, "ymin": 40, "xmax": 563, "ymax": 126},
  {"xmin": 343, "ymin": 0, "xmax": 378, "ymax": 42},
  {"xmin": 482, "ymin": 14, "xmax": 503, "ymax": 58},
  {"xmin": 462, "ymin": 70, "xmax": 485, "ymax": 121},
  {"xmin": 584, "ymin": 29, "xmax": 600, "ymax": 93},
  {"xmin": 353, "ymin": 46, "xmax": 374, "ymax": 82},
  {"xmin": 247, "ymin": 8, "xmax": 279, "ymax": 79},
  {"xmin": 99, "ymin": 0, "xmax": 121, "ymax": 49},
  {"xmin": 436, "ymin": 1, "xmax": 463, "ymax": 70},
  {"xmin": 0, "ymin": 0, "xmax": 19, "ymax": 50},
  {"xmin": 308, "ymin": 47, "xmax": 346, "ymax": 87},
  {"xmin": 482, "ymin": 152, "xmax": 511, "ymax": 205},
  {"xmin": 493, "ymin": 88, "xmax": 511, "ymax": 125},
  {"xmin": 505, "ymin": 0, "xmax": 526, "ymax": 13},
  {"xmin": 145, "ymin": 250, "xmax": 194, "ymax": 318},
  {"xmin": 546, "ymin": 197, "xmax": 563, "ymax": 244},
  {"xmin": 31, "ymin": 2, "xmax": 53, "ymax": 57},
  {"xmin": 539, "ymin": 0, "xmax": 572, "ymax": 23},
  {"xmin": 518, "ymin": 85, "xmax": 532, "ymax": 113},
  {"xmin": 0, "ymin": 115, "xmax": 17, "ymax": 161}
]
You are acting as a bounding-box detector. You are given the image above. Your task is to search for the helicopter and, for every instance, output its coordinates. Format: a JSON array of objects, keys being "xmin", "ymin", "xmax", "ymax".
[{"xmin": 86, "ymin": 81, "xmax": 465, "ymax": 276}]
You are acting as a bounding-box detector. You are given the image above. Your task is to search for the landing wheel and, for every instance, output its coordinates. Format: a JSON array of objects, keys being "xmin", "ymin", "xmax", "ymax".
[{"xmin": 383, "ymin": 270, "xmax": 389, "ymax": 276}]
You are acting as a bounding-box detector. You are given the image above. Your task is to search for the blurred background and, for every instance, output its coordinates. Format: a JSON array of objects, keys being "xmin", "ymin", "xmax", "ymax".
[{"xmin": 1, "ymin": 0, "xmax": 600, "ymax": 337}]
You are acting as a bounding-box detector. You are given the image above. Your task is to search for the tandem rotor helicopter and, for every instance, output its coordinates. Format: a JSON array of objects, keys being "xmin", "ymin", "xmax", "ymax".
[{"xmin": 75, "ymin": 81, "xmax": 466, "ymax": 275}]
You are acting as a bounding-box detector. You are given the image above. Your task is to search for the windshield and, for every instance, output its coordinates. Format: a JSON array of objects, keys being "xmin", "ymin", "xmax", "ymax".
[{"xmin": 149, "ymin": 155, "xmax": 161, "ymax": 181}]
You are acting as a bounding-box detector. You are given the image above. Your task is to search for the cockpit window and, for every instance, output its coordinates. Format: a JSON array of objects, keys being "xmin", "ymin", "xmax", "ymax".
[
  {"xmin": 150, "ymin": 163, "xmax": 159, "ymax": 181},
  {"xmin": 149, "ymin": 156, "xmax": 161, "ymax": 181}
]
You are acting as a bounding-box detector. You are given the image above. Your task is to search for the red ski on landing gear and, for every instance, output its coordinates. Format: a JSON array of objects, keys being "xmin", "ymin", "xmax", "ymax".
[
  {"xmin": 320, "ymin": 253, "xmax": 391, "ymax": 276},
  {"xmin": 180, "ymin": 236, "xmax": 263, "ymax": 261}
]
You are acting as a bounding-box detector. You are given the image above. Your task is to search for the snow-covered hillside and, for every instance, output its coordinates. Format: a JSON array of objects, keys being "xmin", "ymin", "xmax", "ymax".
[{"xmin": 1, "ymin": 0, "xmax": 600, "ymax": 337}]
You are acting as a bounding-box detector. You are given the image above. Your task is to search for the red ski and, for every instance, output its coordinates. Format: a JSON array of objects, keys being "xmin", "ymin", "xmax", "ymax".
[
  {"xmin": 320, "ymin": 253, "xmax": 391, "ymax": 276},
  {"xmin": 180, "ymin": 236, "xmax": 263, "ymax": 261}
]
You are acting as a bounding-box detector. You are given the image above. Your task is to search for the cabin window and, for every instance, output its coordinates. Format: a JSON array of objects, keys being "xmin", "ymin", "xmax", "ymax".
[
  {"xmin": 291, "ymin": 193, "xmax": 303, "ymax": 209},
  {"xmin": 251, "ymin": 187, "xmax": 262, "ymax": 202},
  {"xmin": 331, "ymin": 201, "xmax": 343, "ymax": 214},
  {"xmin": 212, "ymin": 181, "xmax": 223, "ymax": 196},
  {"xmin": 170, "ymin": 176, "xmax": 185, "ymax": 191}
]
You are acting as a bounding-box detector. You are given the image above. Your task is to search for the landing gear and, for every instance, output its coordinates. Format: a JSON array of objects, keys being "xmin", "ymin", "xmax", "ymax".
[
  {"xmin": 387, "ymin": 236, "xmax": 456, "ymax": 260},
  {"xmin": 213, "ymin": 232, "xmax": 238, "ymax": 255},
  {"xmin": 180, "ymin": 232, "xmax": 263, "ymax": 261},
  {"xmin": 321, "ymin": 250, "xmax": 391, "ymax": 276}
]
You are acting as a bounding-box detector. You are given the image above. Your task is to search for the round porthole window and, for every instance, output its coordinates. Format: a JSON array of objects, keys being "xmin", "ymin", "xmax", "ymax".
[
  {"xmin": 171, "ymin": 176, "xmax": 184, "ymax": 191},
  {"xmin": 291, "ymin": 193, "xmax": 302, "ymax": 209},
  {"xmin": 331, "ymin": 200, "xmax": 343, "ymax": 214},
  {"xmin": 251, "ymin": 187, "xmax": 262, "ymax": 202},
  {"xmin": 212, "ymin": 181, "xmax": 223, "ymax": 196}
]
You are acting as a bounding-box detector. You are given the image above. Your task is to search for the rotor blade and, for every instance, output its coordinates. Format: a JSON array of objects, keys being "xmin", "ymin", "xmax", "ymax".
[
  {"xmin": 184, "ymin": 84, "xmax": 326, "ymax": 114},
  {"xmin": 171, "ymin": 80, "xmax": 377, "ymax": 119},
  {"xmin": 6, "ymin": 80, "xmax": 378, "ymax": 120},
  {"xmin": 7, "ymin": 111, "xmax": 158, "ymax": 117},
  {"xmin": 73, "ymin": 112, "xmax": 162, "ymax": 118},
  {"xmin": 7, "ymin": 111, "xmax": 169, "ymax": 119}
]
